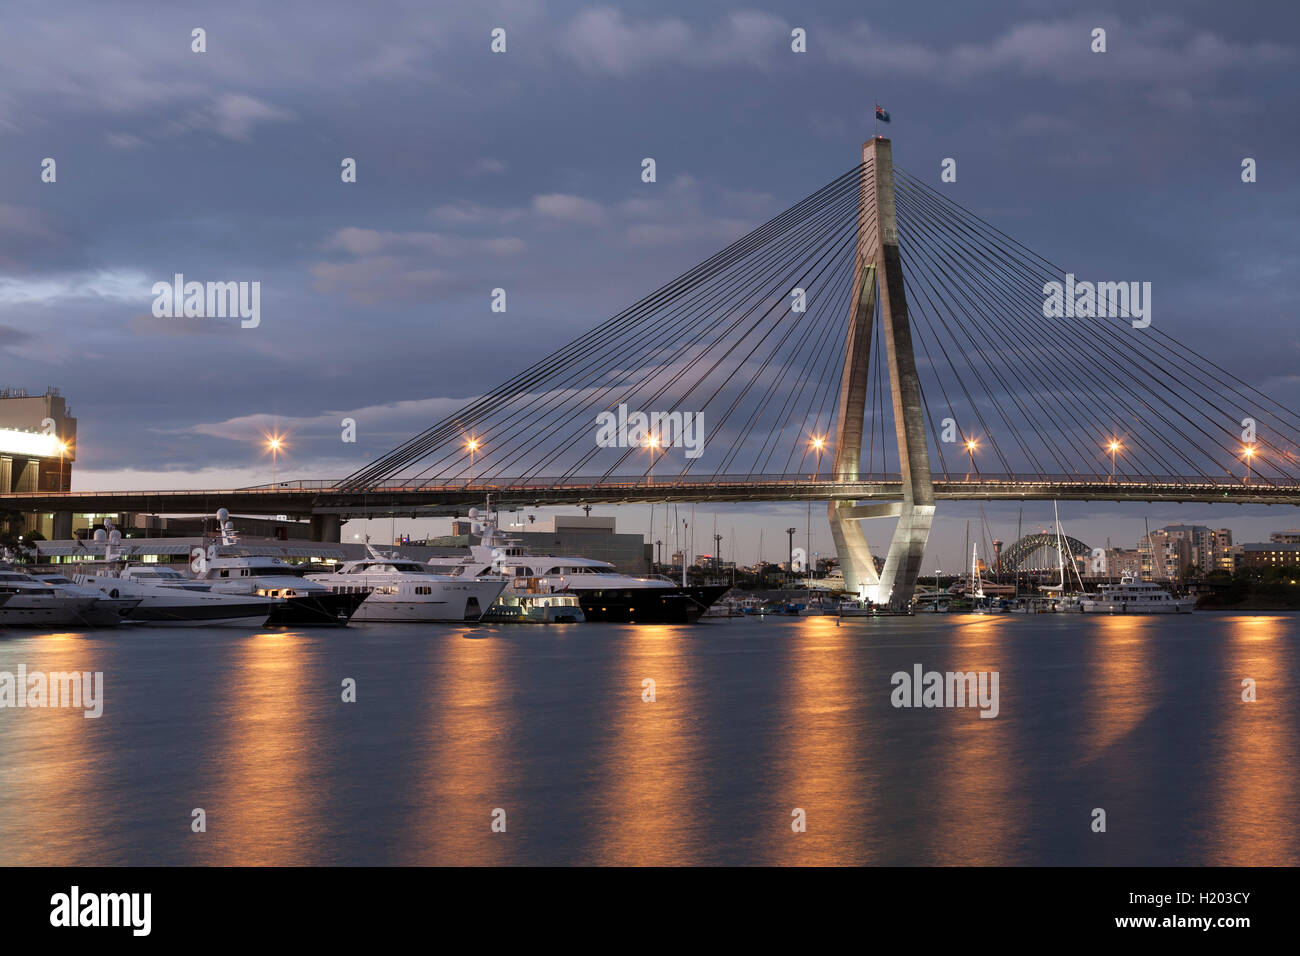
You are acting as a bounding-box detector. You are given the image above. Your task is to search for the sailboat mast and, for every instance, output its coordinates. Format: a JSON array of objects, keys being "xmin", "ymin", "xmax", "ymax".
[
  {"xmin": 1015, "ymin": 507, "xmax": 1022, "ymax": 598},
  {"xmin": 1054, "ymin": 500, "xmax": 1065, "ymax": 591}
]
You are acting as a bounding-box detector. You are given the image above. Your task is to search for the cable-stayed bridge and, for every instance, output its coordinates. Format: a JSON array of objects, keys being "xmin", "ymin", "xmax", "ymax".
[{"xmin": 8, "ymin": 137, "xmax": 1298, "ymax": 604}]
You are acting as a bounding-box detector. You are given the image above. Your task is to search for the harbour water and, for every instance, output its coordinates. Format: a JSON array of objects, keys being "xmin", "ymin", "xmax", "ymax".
[{"xmin": 0, "ymin": 613, "xmax": 1296, "ymax": 866}]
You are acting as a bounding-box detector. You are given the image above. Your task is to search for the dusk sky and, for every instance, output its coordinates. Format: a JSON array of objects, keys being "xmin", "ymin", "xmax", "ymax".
[{"xmin": 2, "ymin": 0, "xmax": 1297, "ymax": 567}]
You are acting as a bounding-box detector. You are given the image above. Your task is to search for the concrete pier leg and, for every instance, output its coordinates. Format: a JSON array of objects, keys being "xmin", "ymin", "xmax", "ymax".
[
  {"xmin": 829, "ymin": 258, "xmax": 881, "ymax": 598},
  {"xmin": 310, "ymin": 514, "xmax": 342, "ymax": 542}
]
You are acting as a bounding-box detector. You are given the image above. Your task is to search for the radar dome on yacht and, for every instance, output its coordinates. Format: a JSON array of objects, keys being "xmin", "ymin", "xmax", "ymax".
[
  {"xmin": 468, "ymin": 508, "xmax": 480, "ymax": 520},
  {"xmin": 217, "ymin": 507, "xmax": 230, "ymax": 523},
  {"xmin": 92, "ymin": 529, "xmax": 106, "ymax": 543}
]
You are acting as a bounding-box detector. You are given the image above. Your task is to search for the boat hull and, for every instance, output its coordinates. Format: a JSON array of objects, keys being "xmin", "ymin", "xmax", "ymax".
[
  {"xmin": 1080, "ymin": 601, "xmax": 1195, "ymax": 614},
  {"xmin": 266, "ymin": 591, "xmax": 371, "ymax": 627},
  {"xmin": 125, "ymin": 602, "xmax": 277, "ymax": 627},
  {"xmin": 344, "ymin": 581, "xmax": 505, "ymax": 623},
  {"xmin": 0, "ymin": 599, "xmax": 97, "ymax": 627},
  {"xmin": 73, "ymin": 597, "xmax": 143, "ymax": 627},
  {"xmin": 574, "ymin": 584, "xmax": 730, "ymax": 624}
]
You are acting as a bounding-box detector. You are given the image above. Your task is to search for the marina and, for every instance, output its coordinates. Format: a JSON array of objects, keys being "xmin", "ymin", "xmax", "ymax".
[{"xmin": 0, "ymin": 0, "xmax": 1296, "ymax": 904}]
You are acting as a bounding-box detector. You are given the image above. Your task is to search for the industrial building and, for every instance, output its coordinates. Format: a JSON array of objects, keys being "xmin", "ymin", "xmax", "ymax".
[
  {"xmin": 414, "ymin": 513, "xmax": 652, "ymax": 575},
  {"xmin": 0, "ymin": 387, "xmax": 76, "ymax": 493}
]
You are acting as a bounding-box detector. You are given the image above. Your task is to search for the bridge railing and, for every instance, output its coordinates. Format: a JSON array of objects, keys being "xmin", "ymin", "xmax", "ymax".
[
  {"xmin": 5, "ymin": 473, "xmax": 1296, "ymax": 500},
  {"xmin": 236, "ymin": 472, "xmax": 1300, "ymax": 493}
]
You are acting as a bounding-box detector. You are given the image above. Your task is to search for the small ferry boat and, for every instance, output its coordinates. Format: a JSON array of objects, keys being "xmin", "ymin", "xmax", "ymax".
[{"xmin": 1080, "ymin": 575, "xmax": 1195, "ymax": 614}]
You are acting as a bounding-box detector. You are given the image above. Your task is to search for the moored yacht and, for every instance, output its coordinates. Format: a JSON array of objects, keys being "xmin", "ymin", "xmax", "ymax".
[
  {"xmin": 26, "ymin": 570, "xmax": 142, "ymax": 626},
  {"xmin": 75, "ymin": 565, "xmax": 280, "ymax": 627},
  {"xmin": 427, "ymin": 505, "xmax": 725, "ymax": 624},
  {"xmin": 194, "ymin": 554, "xmax": 369, "ymax": 626},
  {"xmin": 189, "ymin": 509, "xmax": 370, "ymax": 626},
  {"xmin": 0, "ymin": 569, "xmax": 97, "ymax": 627},
  {"xmin": 306, "ymin": 547, "xmax": 507, "ymax": 623},
  {"xmin": 1081, "ymin": 575, "xmax": 1195, "ymax": 614}
]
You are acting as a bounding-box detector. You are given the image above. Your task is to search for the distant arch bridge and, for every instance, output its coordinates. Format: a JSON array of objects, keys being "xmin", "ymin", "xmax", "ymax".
[{"xmin": 1002, "ymin": 532, "xmax": 1092, "ymax": 572}]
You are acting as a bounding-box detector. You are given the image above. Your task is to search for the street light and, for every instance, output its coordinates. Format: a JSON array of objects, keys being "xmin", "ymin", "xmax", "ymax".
[
  {"xmin": 1107, "ymin": 439, "xmax": 1121, "ymax": 482},
  {"xmin": 964, "ymin": 438, "xmax": 978, "ymax": 480},
  {"xmin": 807, "ymin": 434, "xmax": 828, "ymax": 576},
  {"xmin": 809, "ymin": 433, "xmax": 827, "ymax": 478},
  {"xmin": 264, "ymin": 432, "xmax": 286, "ymax": 485},
  {"xmin": 1242, "ymin": 444, "xmax": 1255, "ymax": 485},
  {"xmin": 645, "ymin": 433, "xmax": 660, "ymax": 485},
  {"xmin": 465, "ymin": 436, "xmax": 480, "ymax": 487},
  {"xmin": 57, "ymin": 439, "xmax": 70, "ymax": 491}
]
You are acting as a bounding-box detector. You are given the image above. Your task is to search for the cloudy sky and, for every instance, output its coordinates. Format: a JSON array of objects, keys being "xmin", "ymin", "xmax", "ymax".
[{"xmin": 2, "ymin": 0, "xmax": 1297, "ymax": 566}]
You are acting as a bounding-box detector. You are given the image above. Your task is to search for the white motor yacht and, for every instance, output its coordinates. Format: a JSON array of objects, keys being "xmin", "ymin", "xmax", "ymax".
[
  {"xmin": 75, "ymin": 565, "xmax": 280, "ymax": 627},
  {"xmin": 427, "ymin": 504, "xmax": 724, "ymax": 623},
  {"xmin": 1081, "ymin": 576, "xmax": 1195, "ymax": 614},
  {"xmin": 193, "ymin": 554, "xmax": 370, "ymax": 626},
  {"xmin": 306, "ymin": 547, "xmax": 506, "ymax": 623},
  {"xmin": 0, "ymin": 569, "xmax": 100, "ymax": 627},
  {"xmin": 26, "ymin": 570, "xmax": 142, "ymax": 626},
  {"xmin": 187, "ymin": 509, "xmax": 370, "ymax": 626}
]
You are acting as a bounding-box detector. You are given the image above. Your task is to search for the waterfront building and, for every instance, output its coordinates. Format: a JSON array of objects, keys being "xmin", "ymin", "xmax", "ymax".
[
  {"xmin": 1139, "ymin": 531, "xmax": 1191, "ymax": 580},
  {"xmin": 418, "ymin": 513, "xmax": 652, "ymax": 575},
  {"xmin": 1235, "ymin": 543, "xmax": 1300, "ymax": 571},
  {"xmin": 1153, "ymin": 524, "xmax": 1231, "ymax": 577}
]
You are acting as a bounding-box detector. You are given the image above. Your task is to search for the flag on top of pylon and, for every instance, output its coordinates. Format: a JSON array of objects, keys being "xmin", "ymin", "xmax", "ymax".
[{"xmin": 875, "ymin": 104, "xmax": 890, "ymax": 123}]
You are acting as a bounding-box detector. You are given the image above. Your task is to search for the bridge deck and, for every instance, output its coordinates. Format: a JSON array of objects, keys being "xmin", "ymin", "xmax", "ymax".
[{"xmin": 4, "ymin": 475, "xmax": 1299, "ymax": 518}]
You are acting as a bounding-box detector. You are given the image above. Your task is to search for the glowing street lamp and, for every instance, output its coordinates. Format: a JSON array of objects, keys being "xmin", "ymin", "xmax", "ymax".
[
  {"xmin": 1242, "ymin": 443, "xmax": 1255, "ymax": 485},
  {"xmin": 964, "ymin": 438, "xmax": 979, "ymax": 480},
  {"xmin": 465, "ymin": 436, "xmax": 481, "ymax": 487},
  {"xmin": 57, "ymin": 438, "xmax": 71, "ymax": 491},
  {"xmin": 808, "ymin": 433, "xmax": 827, "ymax": 480},
  {"xmin": 806, "ymin": 434, "xmax": 829, "ymax": 573},
  {"xmin": 644, "ymin": 433, "xmax": 660, "ymax": 485},
  {"xmin": 264, "ymin": 432, "xmax": 287, "ymax": 484},
  {"xmin": 1107, "ymin": 439, "xmax": 1121, "ymax": 482}
]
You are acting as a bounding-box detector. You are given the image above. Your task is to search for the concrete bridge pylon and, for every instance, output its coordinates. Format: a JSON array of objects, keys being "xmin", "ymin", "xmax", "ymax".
[{"xmin": 828, "ymin": 137, "xmax": 935, "ymax": 607}]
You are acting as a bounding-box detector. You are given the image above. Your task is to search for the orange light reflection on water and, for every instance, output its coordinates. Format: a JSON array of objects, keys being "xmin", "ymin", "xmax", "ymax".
[
  {"xmin": 1076, "ymin": 615, "xmax": 1157, "ymax": 771},
  {"xmin": 1205, "ymin": 615, "xmax": 1298, "ymax": 865},
  {"xmin": 760, "ymin": 615, "xmax": 871, "ymax": 864},
  {"xmin": 189, "ymin": 630, "xmax": 323, "ymax": 865},
  {"xmin": 586, "ymin": 624, "xmax": 705, "ymax": 866},
  {"xmin": 0, "ymin": 631, "xmax": 107, "ymax": 865},
  {"xmin": 398, "ymin": 628, "xmax": 512, "ymax": 865},
  {"xmin": 924, "ymin": 615, "xmax": 1027, "ymax": 864}
]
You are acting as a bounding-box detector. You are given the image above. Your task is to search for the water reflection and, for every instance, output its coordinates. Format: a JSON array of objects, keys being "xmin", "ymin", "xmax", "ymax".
[
  {"xmin": 0, "ymin": 632, "xmax": 108, "ymax": 865},
  {"xmin": 1076, "ymin": 616, "xmax": 1157, "ymax": 770},
  {"xmin": 0, "ymin": 615, "xmax": 1296, "ymax": 866},
  {"xmin": 1205, "ymin": 615, "xmax": 1298, "ymax": 865},
  {"xmin": 399, "ymin": 628, "xmax": 513, "ymax": 865},
  {"xmin": 189, "ymin": 630, "xmax": 322, "ymax": 865},
  {"xmin": 585, "ymin": 625, "xmax": 706, "ymax": 865},
  {"xmin": 761, "ymin": 615, "xmax": 871, "ymax": 864},
  {"xmin": 924, "ymin": 615, "xmax": 1026, "ymax": 864}
]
